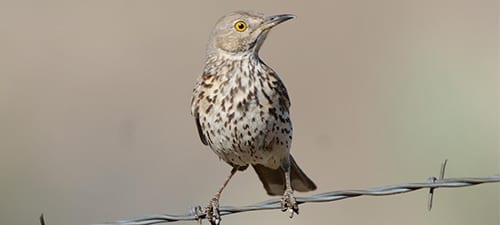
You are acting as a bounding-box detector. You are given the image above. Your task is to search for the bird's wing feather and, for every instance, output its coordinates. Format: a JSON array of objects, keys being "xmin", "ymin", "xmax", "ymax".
[
  {"xmin": 269, "ymin": 70, "xmax": 291, "ymax": 109},
  {"xmin": 191, "ymin": 73, "xmax": 213, "ymax": 146},
  {"xmin": 194, "ymin": 114, "xmax": 208, "ymax": 145}
]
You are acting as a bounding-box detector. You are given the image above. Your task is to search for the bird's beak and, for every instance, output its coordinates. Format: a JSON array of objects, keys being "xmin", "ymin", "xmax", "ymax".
[{"xmin": 260, "ymin": 14, "xmax": 296, "ymax": 31}]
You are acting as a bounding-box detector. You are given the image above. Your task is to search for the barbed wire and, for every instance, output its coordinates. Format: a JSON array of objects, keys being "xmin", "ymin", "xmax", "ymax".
[{"xmin": 40, "ymin": 160, "xmax": 500, "ymax": 225}]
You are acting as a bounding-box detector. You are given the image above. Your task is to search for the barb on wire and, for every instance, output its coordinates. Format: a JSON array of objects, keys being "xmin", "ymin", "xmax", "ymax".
[
  {"xmin": 427, "ymin": 159, "xmax": 448, "ymax": 211},
  {"xmin": 42, "ymin": 161, "xmax": 500, "ymax": 225}
]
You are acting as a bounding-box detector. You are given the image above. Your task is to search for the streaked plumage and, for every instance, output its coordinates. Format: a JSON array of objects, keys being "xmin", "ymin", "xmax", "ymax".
[{"xmin": 191, "ymin": 11, "xmax": 316, "ymax": 224}]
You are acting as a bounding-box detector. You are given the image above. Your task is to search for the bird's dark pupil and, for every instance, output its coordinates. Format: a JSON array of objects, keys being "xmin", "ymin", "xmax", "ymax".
[{"xmin": 238, "ymin": 24, "xmax": 244, "ymax": 29}]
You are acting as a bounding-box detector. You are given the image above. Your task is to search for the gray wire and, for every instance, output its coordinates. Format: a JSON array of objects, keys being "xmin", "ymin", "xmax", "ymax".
[{"xmin": 88, "ymin": 174, "xmax": 500, "ymax": 225}]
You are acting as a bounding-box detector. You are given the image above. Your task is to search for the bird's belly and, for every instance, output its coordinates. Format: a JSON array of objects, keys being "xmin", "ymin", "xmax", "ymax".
[{"xmin": 205, "ymin": 104, "xmax": 279, "ymax": 167}]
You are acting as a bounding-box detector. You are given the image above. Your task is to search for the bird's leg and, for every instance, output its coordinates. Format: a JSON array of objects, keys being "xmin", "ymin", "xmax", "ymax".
[
  {"xmin": 281, "ymin": 157, "xmax": 298, "ymax": 217},
  {"xmin": 206, "ymin": 167, "xmax": 237, "ymax": 225}
]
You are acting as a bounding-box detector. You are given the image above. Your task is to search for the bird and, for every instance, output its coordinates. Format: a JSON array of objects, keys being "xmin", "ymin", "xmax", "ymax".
[{"xmin": 191, "ymin": 11, "xmax": 316, "ymax": 224}]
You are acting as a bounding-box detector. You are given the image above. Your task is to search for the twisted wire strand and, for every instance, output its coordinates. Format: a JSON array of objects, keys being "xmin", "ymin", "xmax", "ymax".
[{"xmin": 88, "ymin": 174, "xmax": 500, "ymax": 225}]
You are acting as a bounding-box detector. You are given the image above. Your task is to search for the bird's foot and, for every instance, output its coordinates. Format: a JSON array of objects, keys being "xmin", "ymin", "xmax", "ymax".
[
  {"xmin": 206, "ymin": 197, "xmax": 221, "ymax": 225},
  {"xmin": 281, "ymin": 189, "xmax": 299, "ymax": 218},
  {"xmin": 192, "ymin": 206, "xmax": 204, "ymax": 225}
]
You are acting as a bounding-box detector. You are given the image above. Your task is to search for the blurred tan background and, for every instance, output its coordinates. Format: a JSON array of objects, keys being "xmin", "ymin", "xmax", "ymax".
[{"xmin": 0, "ymin": 1, "xmax": 498, "ymax": 225}]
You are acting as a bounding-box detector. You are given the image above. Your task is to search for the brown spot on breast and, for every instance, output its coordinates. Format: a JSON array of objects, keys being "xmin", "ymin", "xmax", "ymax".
[
  {"xmin": 230, "ymin": 87, "xmax": 238, "ymax": 95},
  {"xmin": 202, "ymin": 82, "xmax": 213, "ymax": 88},
  {"xmin": 268, "ymin": 108, "xmax": 278, "ymax": 119},
  {"xmin": 227, "ymin": 113, "xmax": 235, "ymax": 124},
  {"xmin": 236, "ymin": 101, "xmax": 243, "ymax": 112},
  {"xmin": 205, "ymin": 104, "xmax": 213, "ymax": 114}
]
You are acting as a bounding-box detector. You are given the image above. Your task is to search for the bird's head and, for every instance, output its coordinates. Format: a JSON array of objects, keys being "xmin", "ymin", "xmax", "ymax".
[{"xmin": 207, "ymin": 11, "xmax": 295, "ymax": 57}]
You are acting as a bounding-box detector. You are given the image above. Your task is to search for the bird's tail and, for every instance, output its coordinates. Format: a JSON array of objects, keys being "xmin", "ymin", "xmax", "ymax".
[{"xmin": 252, "ymin": 155, "xmax": 317, "ymax": 196}]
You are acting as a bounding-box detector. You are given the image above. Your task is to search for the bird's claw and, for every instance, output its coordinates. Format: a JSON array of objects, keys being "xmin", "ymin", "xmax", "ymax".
[
  {"xmin": 281, "ymin": 190, "xmax": 299, "ymax": 218},
  {"xmin": 206, "ymin": 198, "xmax": 221, "ymax": 225},
  {"xmin": 192, "ymin": 206, "xmax": 204, "ymax": 225}
]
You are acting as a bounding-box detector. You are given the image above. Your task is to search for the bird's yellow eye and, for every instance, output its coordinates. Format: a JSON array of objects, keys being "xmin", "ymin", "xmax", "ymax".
[{"xmin": 234, "ymin": 21, "xmax": 247, "ymax": 32}]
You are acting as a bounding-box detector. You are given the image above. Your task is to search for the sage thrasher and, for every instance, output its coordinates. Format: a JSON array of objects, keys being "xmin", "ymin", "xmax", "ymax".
[{"xmin": 191, "ymin": 11, "xmax": 316, "ymax": 224}]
